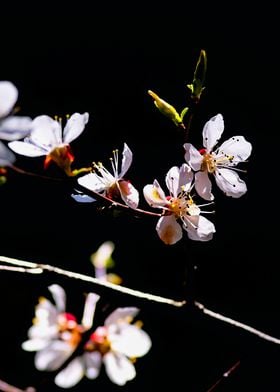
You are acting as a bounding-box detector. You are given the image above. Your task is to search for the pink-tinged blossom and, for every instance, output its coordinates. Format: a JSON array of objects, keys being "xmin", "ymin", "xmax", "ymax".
[
  {"xmin": 76, "ymin": 143, "xmax": 139, "ymax": 209},
  {"xmin": 54, "ymin": 307, "xmax": 152, "ymax": 388},
  {"xmin": 0, "ymin": 81, "xmax": 32, "ymax": 166},
  {"xmin": 143, "ymin": 164, "xmax": 215, "ymax": 245},
  {"xmin": 184, "ymin": 114, "xmax": 252, "ymax": 200},
  {"xmin": 8, "ymin": 113, "xmax": 89, "ymax": 175},
  {"xmin": 22, "ymin": 284, "xmax": 100, "ymax": 372}
]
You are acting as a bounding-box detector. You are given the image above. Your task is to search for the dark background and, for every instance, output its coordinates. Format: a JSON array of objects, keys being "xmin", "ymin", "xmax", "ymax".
[{"xmin": 0, "ymin": 6, "xmax": 279, "ymax": 391}]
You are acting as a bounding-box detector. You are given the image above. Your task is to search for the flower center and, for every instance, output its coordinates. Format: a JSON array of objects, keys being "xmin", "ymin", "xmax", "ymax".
[
  {"xmin": 201, "ymin": 152, "xmax": 216, "ymax": 173},
  {"xmin": 168, "ymin": 192, "xmax": 197, "ymax": 217},
  {"xmin": 86, "ymin": 326, "xmax": 111, "ymax": 355}
]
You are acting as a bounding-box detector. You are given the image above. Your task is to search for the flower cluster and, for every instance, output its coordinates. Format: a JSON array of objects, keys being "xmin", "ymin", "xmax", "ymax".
[{"xmin": 22, "ymin": 284, "xmax": 151, "ymax": 387}]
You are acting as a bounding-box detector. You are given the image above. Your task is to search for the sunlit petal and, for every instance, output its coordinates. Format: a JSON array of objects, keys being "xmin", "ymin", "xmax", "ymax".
[
  {"xmin": 63, "ymin": 112, "xmax": 89, "ymax": 144},
  {"xmin": 156, "ymin": 215, "xmax": 182, "ymax": 245},
  {"xmin": 202, "ymin": 113, "xmax": 224, "ymax": 151},
  {"xmin": 0, "ymin": 81, "xmax": 18, "ymax": 118}
]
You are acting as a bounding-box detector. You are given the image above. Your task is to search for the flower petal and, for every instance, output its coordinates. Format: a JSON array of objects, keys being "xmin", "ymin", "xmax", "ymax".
[
  {"xmin": 105, "ymin": 307, "xmax": 139, "ymax": 326},
  {"xmin": 48, "ymin": 284, "xmax": 66, "ymax": 313},
  {"xmin": 216, "ymin": 135, "xmax": 252, "ymax": 164},
  {"xmin": 156, "ymin": 215, "xmax": 183, "ymax": 245},
  {"xmin": 63, "ymin": 112, "xmax": 89, "ymax": 144},
  {"xmin": 8, "ymin": 140, "xmax": 46, "ymax": 157},
  {"xmin": 35, "ymin": 340, "xmax": 74, "ymax": 371},
  {"xmin": 0, "ymin": 81, "xmax": 18, "ymax": 118},
  {"xmin": 30, "ymin": 115, "xmax": 63, "ymax": 150},
  {"xmin": 165, "ymin": 166, "xmax": 180, "ymax": 197},
  {"xmin": 215, "ymin": 168, "xmax": 247, "ymax": 197},
  {"xmin": 143, "ymin": 180, "xmax": 168, "ymax": 208},
  {"xmin": 81, "ymin": 293, "xmax": 100, "ymax": 330},
  {"xmin": 0, "ymin": 116, "xmax": 32, "ymax": 140},
  {"xmin": 22, "ymin": 338, "xmax": 51, "ymax": 352},
  {"xmin": 110, "ymin": 324, "xmax": 152, "ymax": 357},
  {"xmin": 184, "ymin": 143, "xmax": 203, "ymax": 171},
  {"xmin": 194, "ymin": 171, "xmax": 214, "ymax": 200},
  {"xmin": 119, "ymin": 143, "xmax": 132, "ymax": 178},
  {"xmin": 55, "ymin": 356, "xmax": 85, "ymax": 388},
  {"xmin": 103, "ymin": 352, "xmax": 136, "ymax": 386},
  {"xmin": 118, "ymin": 180, "xmax": 139, "ymax": 209},
  {"xmin": 71, "ymin": 191, "xmax": 96, "ymax": 203},
  {"xmin": 78, "ymin": 172, "xmax": 106, "ymax": 193},
  {"xmin": 202, "ymin": 114, "xmax": 224, "ymax": 151},
  {"xmin": 84, "ymin": 351, "xmax": 102, "ymax": 379},
  {"xmin": 184, "ymin": 215, "xmax": 215, "ymax": 241},
  {"xmin": 0, "ymin": 141, "xmax": 15, "ymax": 166}
]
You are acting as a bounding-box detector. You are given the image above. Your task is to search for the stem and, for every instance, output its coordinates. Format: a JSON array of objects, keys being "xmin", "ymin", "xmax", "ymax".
[
  {"xmin": 0, "ymin": 379, "xmax": 35, "ymax": 392},
  {"xmin": 206, "ymin": 360, "xmax": 240, "ymax": 392},
  {"xmin": 9, "ymin": 165, "xmax": 162, "ymax": 218},
  {"xmin": 1, "ymin": 256, "xmax": 280, "ymax": 345}
]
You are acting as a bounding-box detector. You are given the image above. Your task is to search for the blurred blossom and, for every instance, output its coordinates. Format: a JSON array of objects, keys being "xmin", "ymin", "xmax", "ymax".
[
  {"xmin": 76, "ymin": 143, "xmax": 139, "ymax": 209},
  {"xmin": 0, "ymin": 81, "xmax": 32, "ymax": 167},
  {"xmin": 184, "ymin": 114, "xmax": 252, "ymax": 199},
  {"xmin": 91, "ymin": 241, "xmax": 122, "ymax": 284},
  {"xmin": 144, "ymin": 164, "xmax": 215, "ymax": 244},
  {"xmin": 22, "ymin": 284, "xmax": 100, "ymax": 371},
  {"xmin": 55, "ymin": 307, "xmax": 152, "ymax": 388}
]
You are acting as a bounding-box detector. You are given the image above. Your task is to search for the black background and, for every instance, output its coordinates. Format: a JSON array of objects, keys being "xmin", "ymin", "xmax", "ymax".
[{"xmin": 0, "ymin": 6, "xmax": 279, "ymax": 391}]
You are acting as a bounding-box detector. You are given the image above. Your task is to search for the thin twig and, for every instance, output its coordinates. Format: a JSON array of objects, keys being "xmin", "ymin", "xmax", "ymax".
[
  {"xmin": 194, "ymin": 302, "xmax": 280, "ymax": 345},
  {"xmin": 9, "ymin": 165, "xmax": 162, "ymax": 217},
  {"xmin": 0, "ymin": 265, "xmax": 43, "ymax": 274},
  {"xmin": 1, "ymin": 255, "xmax": 280, "ymax": 345},
  {"xmin": 206, "ymin": 360, "xmax": 240, "ymax": 392},
  {"xmin": 0, "ymin": 379, "xmax": 35, "ymax": 392},
  {"xmin": 0, "ymin": 256, "xmax": 185, "ymax": 307}
]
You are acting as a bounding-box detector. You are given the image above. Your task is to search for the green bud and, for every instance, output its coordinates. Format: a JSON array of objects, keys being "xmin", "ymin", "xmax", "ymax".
[{"xmin": 148, "ymin": 90, "xmax": 185, "ymax": 128}]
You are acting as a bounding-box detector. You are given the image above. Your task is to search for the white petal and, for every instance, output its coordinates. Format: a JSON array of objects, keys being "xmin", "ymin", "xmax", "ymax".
[
  {"xmin": 105, "ymin": 307, "xmax": 139, "ymax": 326},
  {"xmin": 216, "ymin": 135, "xmax": 252, "ymax": 164},
  {"xmin": 22, "ymin": 338, "xmax": 51, "ymax": 352},
  {"xmin": 63, "ymin": 112, "xmax": 89, "ymax": 144},
  {"xmin": 202, "ymin": 114, "xmax": 224, "ymax": 151},
  {"xmin": 48, "ymin": 284, "xmax": 66, "ymax": 313},
  {"xmin": 143, "ymin": 180, "xmax": 168, "ymax": 208},
  {"xmin": 215, "ymin": 168, "xmax": 247, "ymax": 197},
  {"xmin": 118, "ymin": 180, "xmax": 139, "ymax": 209},
  {"xmin": 71, "ymin": 191, "xmax": 96, "ymax": 203},
  {"xmin": 0, "ymin": 141, "xmax": 15, "ymax": 166},
  {"xmin": 81, "ymin": 293, "xmax": 100, "ymax": 330},
  {"xmin": 194, "ymin": 171, "xmax": 214, "ymax": 200},
  {"xmin": 35, "ymin": 340, "xmax": 74, "ymax": 371},
  {"xmin": 165, "ymin": 166, "xmax": 180, "ymax": 196},
  {"xmin": 0, "ymin": 116, "xmax": 32, "ymax": 140},
  {"xmin": 103, "ymin": 352, "xmax": 136, "ymax": 386},
  {"xmin": 184, "ymin": 143, "xmax": 203, "ymax": 171},
  {"xmin": 84, "ymin": 351, "xmax": 102, "ymax": 379},
  {"xmin": 78, "ymin": 172, "xmax": 106, "ymax": 193},
  {"xmin": 156, "ymin": 215, "xmax": 183, "ymax": 245},
  {"xmin": 30, "ymin": 115, "xmax": 62, "ymax": 149},
  {"xmin": 28, "ymin": 324, "xmax": 58, "ymax": 341},
  {"xmin": 8, "ymin": 141, "xmax": 46, "ymax": 156},
  {"xmin": 55, "ymin": 357, "xmax": 85, "ymax": 388},
  {"xmin": 0, "ymin": 81, "xmax": 18, "ymax": 118},
  {"xmin": 119, "ymin": 143, "xmax": 132, "ymax": 178},
  {"xmin": 110, "ymin": 324, "xmax": 152, "ymax": 357},
  {"xmin": 184, "ymin": 215, "xmax": 215, "ymax": 241},
  {"xmin": 34, "ymin": 298, "xmax": 59, "ymax": 326}
]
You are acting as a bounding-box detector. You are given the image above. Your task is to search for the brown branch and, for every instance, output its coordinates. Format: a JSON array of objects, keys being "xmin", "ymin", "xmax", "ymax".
[
  {"xmin": 0, "ymin": 379, "xmax": 35, "ymax": 392},
  {"xmin": 206, "ymin": 360, "xmax": 240, "ymax": 392}
]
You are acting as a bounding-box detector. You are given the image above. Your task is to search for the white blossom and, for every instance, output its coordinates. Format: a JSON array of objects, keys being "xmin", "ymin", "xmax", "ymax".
[
  {"xmin": 143, "ymin": 164, "xmax": 215, "ymax": 244},
  {"xmin": 22, "ymin": 284, "xmax": 99, "ymax": 371},
  {"xmin": 76, "ymin": 143, "xmax": 139, "ymax": 209},
  {"xmin": 55, "ymin": 307, "xmax": 151, "ymax": 388},
  {"xmin": 8, "ymin": 113, "xmax": 88, "ymax": 175},
  {"xmin": 184, "ymin": 114, "xmax": 252, "ymax": 199}
]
